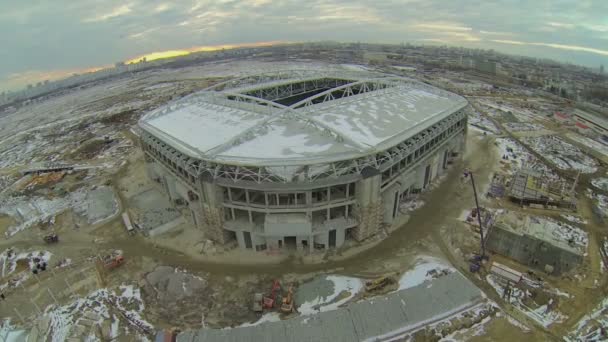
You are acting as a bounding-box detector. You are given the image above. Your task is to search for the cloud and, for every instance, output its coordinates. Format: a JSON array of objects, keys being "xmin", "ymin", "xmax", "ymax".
[
  {"xmin": 547, "ymin": 22, "xmax": 575, "ymax": 29},
  {"xmin": 154, "ymin": 3, "xmax": 171, "ymax": 13},
  {"xmin": 479, "ymin": 30, "xmax": 514, "ymax": 36},
  {"xmin": 83, "ymin": 4, "xmax": 131, "ymax": 22},
  {"xmin": 583, "ymin": 24, "xmax": 608, "ymax": 33},
  {"xmin": 411, "ymin": 22, "xmax": 480, "ymax": 42},
  {"xmin": 491, "ymin": 39, "xmax": 608, "ymax": 57},
  {"xmin": 1, "ymin": 0, "xmax": 608, "ymax": 91},
  {"xmin": 412, "ymin": 23, "xmax": 473, "ymax": 32}
]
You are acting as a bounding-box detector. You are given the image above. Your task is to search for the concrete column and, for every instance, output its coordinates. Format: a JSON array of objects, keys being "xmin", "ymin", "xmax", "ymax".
[
  {"xmin": 236, "ymin": 231, "xmax": 245, "ymax": 249},
  {"xmin": 353, "ymin": 168, "xmax": 382, "ymax": 241},
  {"xmin": 415, "ymin": 165, "xmax": 426, "ymax": 189},
  {"xmin": 336, "ymin": 228, "xmax": 345, "ymax": 247},
  {"xmin": 198, "ymin": 179, "xmax": 226, "ymax": 243}
]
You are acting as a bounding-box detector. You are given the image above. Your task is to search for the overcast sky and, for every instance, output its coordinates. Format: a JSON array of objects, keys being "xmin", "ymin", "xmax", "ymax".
[{"xmin": 1, "ymin": 0, "xmax": 607, "ymax": 91}]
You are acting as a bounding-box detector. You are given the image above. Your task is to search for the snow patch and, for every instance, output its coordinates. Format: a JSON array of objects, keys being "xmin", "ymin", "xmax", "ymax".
[{"xmin": 398, "ymin": 257, "xmax": 454, "ymax": 290}]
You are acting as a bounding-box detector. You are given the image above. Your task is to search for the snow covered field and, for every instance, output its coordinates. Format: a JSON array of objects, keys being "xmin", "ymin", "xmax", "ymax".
[
  {"xmin": 398, "ymin": 256, "xmax": 455, "ymax": 290},
  {"xmin": 565, "ymin": 297, "xmax": 608, "ymax": 341},
  {"xmin": 567, "ymin": 133, "xmax": 608, "ymax": 158},
  {"xmin": 560, "ymin": 214, "xmax": 588, "ymax": 225},
  {"xmin": 537, "ymin": 217, "xmax": 588, "ymax": 250},
  {"xmin": 468, "ymin": 111, "xmax": 500, "ymax": 135},
  {"xmin": 0, "ymin": 185, "xmax": 118, "ymax": 237},
  {"xmin": 477, "ymin": 99, "xmax": 540, "ymax": 123},
  {"xmin": 297, "ymin": 275, "xmax": 363, "ymax": 315},
  {"xmin": 41, "ymin": 284, "xmax": 153, "ymax": 341},
  {"xmin": 503, "ymin": 122, "xmax": 545, "ymax": 132},
  {"xmin": 0, "ymin": 248, "xmax": 52, "ymax": 292},
  {"xmin": 591, "ymin": 177, "xmax": 608, "ymax": 191},
  {"xmin": 522, "ymin": 136, "xmax": 598, "ymax": 173},
  {"xmin": 486, "ymin": 274, "xmax": 567, "ymax": 328},
  {"xmin": 494, "ymin": 138, "xmax": 557, "ymax": 178}
]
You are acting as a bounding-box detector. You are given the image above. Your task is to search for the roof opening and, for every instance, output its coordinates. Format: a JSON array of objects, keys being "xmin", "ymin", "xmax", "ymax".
[{"xmin": 236, "ymin": 77, "xmax": 392, "ymax": 107}]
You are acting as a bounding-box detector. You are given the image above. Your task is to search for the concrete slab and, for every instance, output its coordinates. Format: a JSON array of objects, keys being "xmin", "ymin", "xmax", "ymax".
[
  {"xmin": 176, "ymin": 272, "xmax": 483, "ymax": 342},
  {"xmin": 130, "ymin": 188, "xmax": 180, "ymax": 230}
]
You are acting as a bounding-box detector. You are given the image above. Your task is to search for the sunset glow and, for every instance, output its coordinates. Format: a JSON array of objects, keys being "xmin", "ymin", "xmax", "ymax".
[{"xmin": 125, "ymin": 41, "xmax": 284, "ymax": 64}]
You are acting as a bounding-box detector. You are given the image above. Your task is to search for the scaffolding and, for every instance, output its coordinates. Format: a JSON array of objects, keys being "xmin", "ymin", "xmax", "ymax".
[{"xmin": 507, "ymin": 168, "xmax": 577, "ymax": 210}]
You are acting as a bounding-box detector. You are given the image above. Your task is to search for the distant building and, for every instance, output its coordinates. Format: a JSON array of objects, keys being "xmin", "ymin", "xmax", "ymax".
[
  {"xmin": 474, "ymin": 59, "xmax": 499, "ymax": 75},
  {"xmin": 574, "ymin": 110, "xmax": 608, "ymax": 135},
  {"xmin": 460, "ymin": 57, "xmax": 499, "ymax": 75}
]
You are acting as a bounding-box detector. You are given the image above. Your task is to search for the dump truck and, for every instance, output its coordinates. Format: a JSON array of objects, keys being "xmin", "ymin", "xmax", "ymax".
[{"xmin": 252, "ymin": 293, "xmax": 264, "ymax": 313}]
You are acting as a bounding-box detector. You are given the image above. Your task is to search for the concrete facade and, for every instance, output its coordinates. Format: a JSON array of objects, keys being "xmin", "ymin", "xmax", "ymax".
[
  {"xmin": 142, "ymin": 118, "xmax": 466, "ymax": 252},
  {"xmin": 139, "ymin": 71, "xmax": 468, "ymax": 252},
  {"xmin": 486, "ymin": 213, "xmax": 585, "ymax": 274}
]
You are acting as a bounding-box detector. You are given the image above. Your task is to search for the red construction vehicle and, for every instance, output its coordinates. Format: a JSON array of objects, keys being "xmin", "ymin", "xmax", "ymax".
[
  {"xmin": 263, "ymin": 280, "xmax": 281, "ymax": 309},
  {"xmin": 102, "ymin": 254, "xmax": 125, "ymax": 270}
]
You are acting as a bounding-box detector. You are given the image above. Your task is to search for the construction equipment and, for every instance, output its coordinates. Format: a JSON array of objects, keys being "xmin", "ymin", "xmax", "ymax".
[
  {"xmin": 43, "ymin": 233, "xmax": 59, "ymax": 244},
  {"xmin": 155, "ymin": 328, "xmax": 179, "ymax": 342},
  {"xmin": 466, "ymin": 170, "xmax": 490, "ymax": 273},
  {"xmin": 252, "ymin": 293, "xmax": 263, "ymax": 313},
  {"xmin": 280, "ymin": 285, "xmax": 294, "ymax": 313},
  {"xmin": 95, "ymin": 252, "xmax": 125, "ymax": 287},
  {"xmin": 122, "ymin": 212, "xmax": 135, "ymax": 236},
  {"xmin": 263, "ymin": 280, "xmax": 281, "ymax": 309},
  {"xmin": 365, "ymin": 276, "xmax": 391, "ymax": 292},
  {"xmin": 101, "ymin": 253, "xmax": 125, "ymax": 270}
]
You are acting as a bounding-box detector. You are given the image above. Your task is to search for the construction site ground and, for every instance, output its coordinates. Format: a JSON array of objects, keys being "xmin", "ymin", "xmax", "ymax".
[{"xmin": 0, "ymin": 61, "xmax": 607, "ymax": 341}]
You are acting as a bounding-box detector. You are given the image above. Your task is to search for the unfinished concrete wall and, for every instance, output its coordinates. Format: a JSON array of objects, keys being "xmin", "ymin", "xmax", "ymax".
[
  {"xmin": 486, "ymin": 225, "xmax": 583, "ymax": 274},
  {"xmin": 199, "ymin": 181, "xmax": 229, "ymax": 243},
  {"xmin": 382, "ymin": 183, "xmax": 401, "ymax": 224},
  {"xmin": 353, "ymin": 172, "xmax": 382, "ymax": 241}
]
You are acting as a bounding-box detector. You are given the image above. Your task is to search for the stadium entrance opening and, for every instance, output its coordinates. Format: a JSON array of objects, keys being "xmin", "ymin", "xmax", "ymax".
[
  {"xmin": 243, "ymin": 231, "xmax": 253, "ymax": 249},
  {"xmin": 424, "ymin": 164, "xmax": 431, "ymax": 188},
  {"xmin": 284, "ymin": 236, "xmax": 297, "ymax": 249},
  {"xmin": 329, "ymin": 230, "xmax": 337, "ymax": 248}
]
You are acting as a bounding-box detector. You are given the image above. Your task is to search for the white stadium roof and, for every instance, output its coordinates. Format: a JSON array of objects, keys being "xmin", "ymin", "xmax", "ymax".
[{"xmin": 140, "ymin": 69, "xmax": 468, "ymax": 167}]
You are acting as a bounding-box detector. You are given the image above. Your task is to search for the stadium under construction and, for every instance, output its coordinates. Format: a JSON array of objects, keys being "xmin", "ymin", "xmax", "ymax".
[{"xmin": 138, "ymin": 70, "xmax": 469, "ymax": 252}]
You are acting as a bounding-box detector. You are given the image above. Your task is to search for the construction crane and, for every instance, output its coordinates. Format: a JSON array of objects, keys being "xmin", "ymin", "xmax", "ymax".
[{"xmin": 465, "ymin": 170, "xmax": 488, "ymax": 272}]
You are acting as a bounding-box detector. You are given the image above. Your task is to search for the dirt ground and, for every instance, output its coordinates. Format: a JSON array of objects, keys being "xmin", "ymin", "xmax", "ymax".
[{"xmin": 1, "ymin": 72, "xmax": 607, "ymax": 340}]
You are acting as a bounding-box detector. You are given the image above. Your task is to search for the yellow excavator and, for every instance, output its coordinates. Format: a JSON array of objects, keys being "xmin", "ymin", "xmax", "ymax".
[{"xmin": 281, "ymin": 284, "xmax": 295, "ymax": 313}]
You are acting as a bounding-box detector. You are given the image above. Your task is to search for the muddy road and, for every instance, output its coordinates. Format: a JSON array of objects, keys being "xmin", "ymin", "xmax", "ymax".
[{"xmin": 98, "ymin": 133, "xmax": 499, "ymax": 279}]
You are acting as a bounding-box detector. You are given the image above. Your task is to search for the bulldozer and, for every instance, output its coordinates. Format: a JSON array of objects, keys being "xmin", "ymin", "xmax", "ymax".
[
  {"xmin": 365, "ymin": 276, "xmax": 392, "ymax": 292},
  {"xmin": 280, "ymin": 284, "xmax": 295, "ymax": 313}
]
